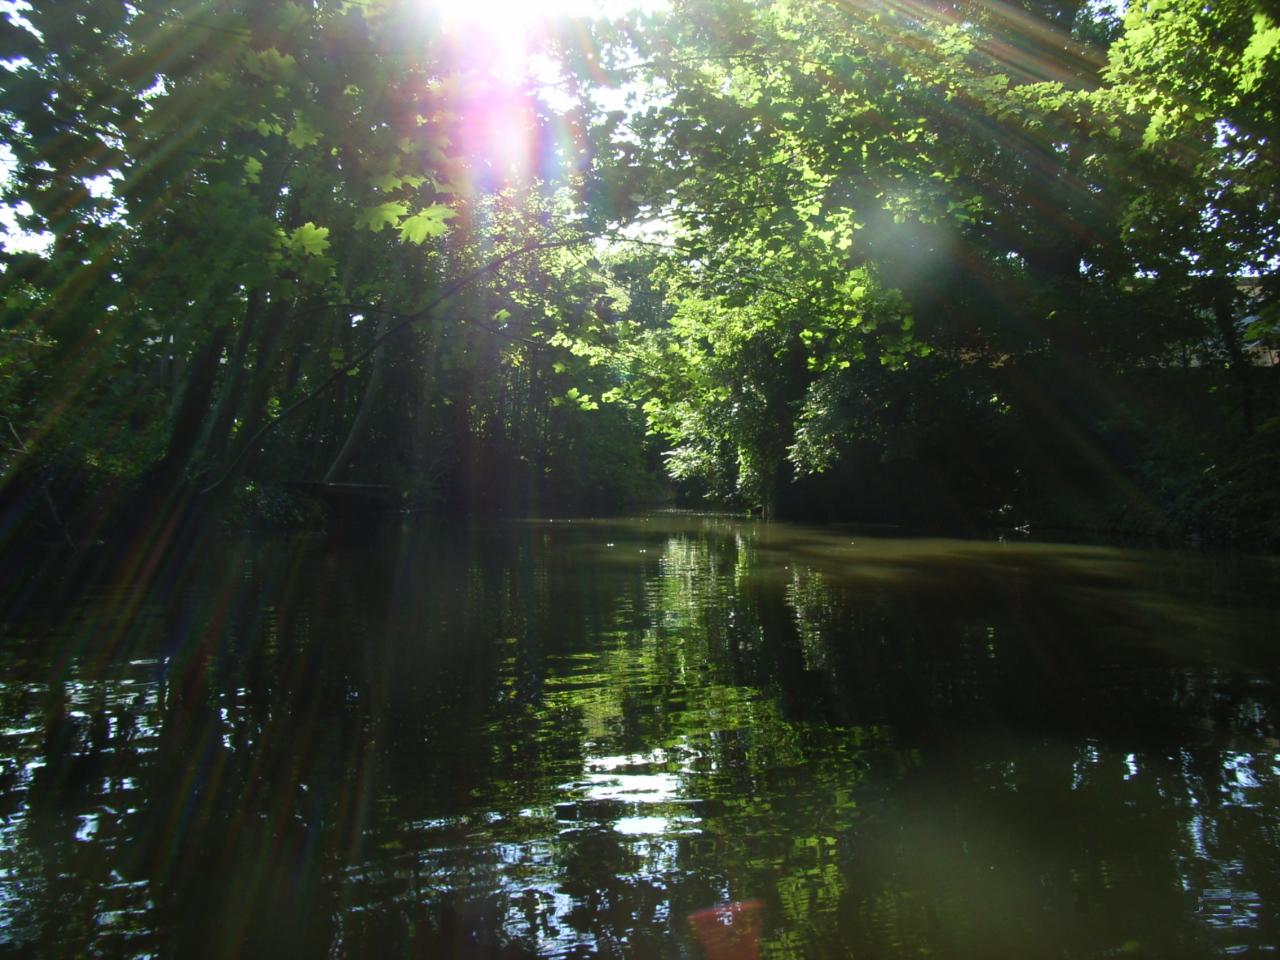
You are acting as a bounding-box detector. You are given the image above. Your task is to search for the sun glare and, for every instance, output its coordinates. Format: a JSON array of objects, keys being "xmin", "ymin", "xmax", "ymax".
[
  {"xmin": 430, "ymin": 0, "xmax": 655, "ymax": 29},
  {"xmin": 419, "ymin": 0, "xmax": 665, "ymax": 182},
  {"xmin": 426, "ymin": 0, "xmax": 665, "ymax": 84}
]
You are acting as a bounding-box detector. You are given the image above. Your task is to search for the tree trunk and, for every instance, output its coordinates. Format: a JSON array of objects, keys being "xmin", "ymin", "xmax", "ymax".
[
  {"xmin": 323, "ymin": 312, "xmax": 393, "ymax": 482},
  {"xmin": 152, "ymin": 324, "xmax": 230, "ymax": 489},
  {"xmin": 761, "ymin": 475, "xmax": 777, "ymax": 522},
  {"xmin": 218, "ymin": 292, "xmax": 296, "ymax": 482},
  {"xmin": 1210, "ymin": 276, "xmax": 1255, "ymax": 434},
  {"xmin": 195, "ymin": 288, "xmax": 263, "ymax": 467}
]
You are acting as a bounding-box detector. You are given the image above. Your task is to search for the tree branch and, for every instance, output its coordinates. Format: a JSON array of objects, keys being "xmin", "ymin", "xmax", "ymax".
[
  {"xmin": 199, "ymin": 234, "xmax": 589, "ymax": 494},
  {"xmin": 6, "ymin": 419, "xmax": 74, "ymax": 549}
]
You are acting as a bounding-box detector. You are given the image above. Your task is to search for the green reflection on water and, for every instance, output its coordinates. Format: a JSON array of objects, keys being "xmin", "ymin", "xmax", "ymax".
[{"xmin": 0, "ymin": 515, "xmax": 1278, "ymax": 958}]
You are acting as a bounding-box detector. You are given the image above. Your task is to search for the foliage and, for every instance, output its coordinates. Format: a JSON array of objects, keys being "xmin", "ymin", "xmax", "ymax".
[
  {"xmin": 565, "ymin": 0, "xmax": 1279, "ymax": 536},
  {"xmin": 0, "ymin": 0, "xmax": 1277, "ymax": 545}
]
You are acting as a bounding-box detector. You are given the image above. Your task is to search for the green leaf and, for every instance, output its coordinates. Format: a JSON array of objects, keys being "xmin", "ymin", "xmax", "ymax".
[
  {"xmin": 243, "ymin": 156, "xmax": 263, "ymax": 185},
  {"xmin": 286, "ymin": 118, "xmax": 322, "ymax": 149},
  {"xmin": 1239, "ymin": 13, "xmax": 1280, "ymax": 91},
  {"xmin": 1141, "ymin": 109, "xmax": 1165, "ymax": 148},
  {"xmin": 288, "ymin": 222, "xmax": 330, "ymax": 257},
  {"xmin": 397, "ymin": 204, "xmax": 456, "ymax": 245},
  {"xmin": 372, "ymin": 171, "xmax": 427, "ymax": 192},
  {"xmin": 356, "ymin": 201, "xmax": 408, "ymax": 233},
  {"xmin": 245, "ymin": 48, "xmax": 297, "ymax": 81}
]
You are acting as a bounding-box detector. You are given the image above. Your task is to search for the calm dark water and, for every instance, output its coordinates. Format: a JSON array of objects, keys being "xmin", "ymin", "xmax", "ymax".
[{"xmin": 1, "ymin": 514, "xmax": 1279, "ymax": 958}]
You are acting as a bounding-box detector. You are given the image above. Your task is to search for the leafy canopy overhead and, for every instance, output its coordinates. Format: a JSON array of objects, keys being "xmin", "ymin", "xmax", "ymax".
[{"xmin": 0, "ymin": 0, "xmax": 1276, "ymax": 533}]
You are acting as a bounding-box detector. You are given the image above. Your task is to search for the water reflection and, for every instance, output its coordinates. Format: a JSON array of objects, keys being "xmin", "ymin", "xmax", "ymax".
[{"xmin": 0, "ymin": 516, "xmax": 1277, "ymax": 957}]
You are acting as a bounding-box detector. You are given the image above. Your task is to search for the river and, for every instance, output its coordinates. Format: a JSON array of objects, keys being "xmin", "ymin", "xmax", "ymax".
[{"xmin": 1, "ymin": 514, "xmax": 1278, "ymax": 958}]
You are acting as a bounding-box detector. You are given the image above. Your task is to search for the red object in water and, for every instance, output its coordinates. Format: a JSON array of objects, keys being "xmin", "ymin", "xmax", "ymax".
[{"xmin": 688, "ymin": 899, "xmax": 764, "ymax": 960}]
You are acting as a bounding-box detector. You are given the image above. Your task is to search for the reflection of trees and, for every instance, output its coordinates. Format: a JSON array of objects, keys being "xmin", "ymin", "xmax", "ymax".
[
  {"xmin": 0, "ymin": 520, "xmax": 1277, "ymax": 957},
  {"xmin": 756, "ymin": 539, "xmax": 1280, "ymax": 959}
]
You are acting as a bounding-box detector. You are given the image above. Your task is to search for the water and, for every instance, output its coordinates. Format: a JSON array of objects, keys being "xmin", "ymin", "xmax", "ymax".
[{"xmin": 1, "ymin": 514, "xmax": 1278, "ymax": 958}]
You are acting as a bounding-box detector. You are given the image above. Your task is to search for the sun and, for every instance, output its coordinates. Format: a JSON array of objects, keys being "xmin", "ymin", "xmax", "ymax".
[
  {"xmin": 426, "ymin": 0, "xmax": 666, "ymax": 83},
  {"xmin": 423, "ymin": 0, "xmax": 584, "ymax": 85},
  {"xmin": 429, "ymin": 0, "xmax": 642, "ymax": 28},
  {"xmin": 418, "ymin": 0, "xmax": 666, "ymax": 182}
]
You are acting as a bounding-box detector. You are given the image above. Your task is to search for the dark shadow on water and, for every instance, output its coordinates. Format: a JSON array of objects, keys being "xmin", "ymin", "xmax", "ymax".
[{"xmin": 0, "ymin": 514, "xmax": 1278, "ymax": 957}]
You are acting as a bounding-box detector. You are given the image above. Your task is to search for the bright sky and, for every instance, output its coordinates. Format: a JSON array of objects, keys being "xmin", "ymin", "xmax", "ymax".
[
  {"xmin": 418, "ymin": 0, "xmax": 665, "ymax": 186},
  {"xmin": 428, "ymin": 0, "xmax": 666, "ymax": 86},
  {"xmin": 430, "ymin": 0, "xmax": 664, "ymax": 31}
]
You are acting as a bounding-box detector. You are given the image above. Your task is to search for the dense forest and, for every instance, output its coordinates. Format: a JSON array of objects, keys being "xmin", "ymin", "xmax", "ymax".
[{"xmin": 1, "ymin": 0, "xmax": 1278, "ymax": 555}]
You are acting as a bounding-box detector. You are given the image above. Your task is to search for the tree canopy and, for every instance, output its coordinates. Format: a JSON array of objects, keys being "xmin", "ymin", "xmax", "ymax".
[{"xmin": 1, "ymin": 0, "xmax": 1278, "ymax": 548}]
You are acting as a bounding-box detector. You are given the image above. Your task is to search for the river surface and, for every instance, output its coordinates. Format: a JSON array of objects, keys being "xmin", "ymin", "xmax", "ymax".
[{"xmin": 1, "ymin": 514, "xmax": 1278, "ymax": 958}]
